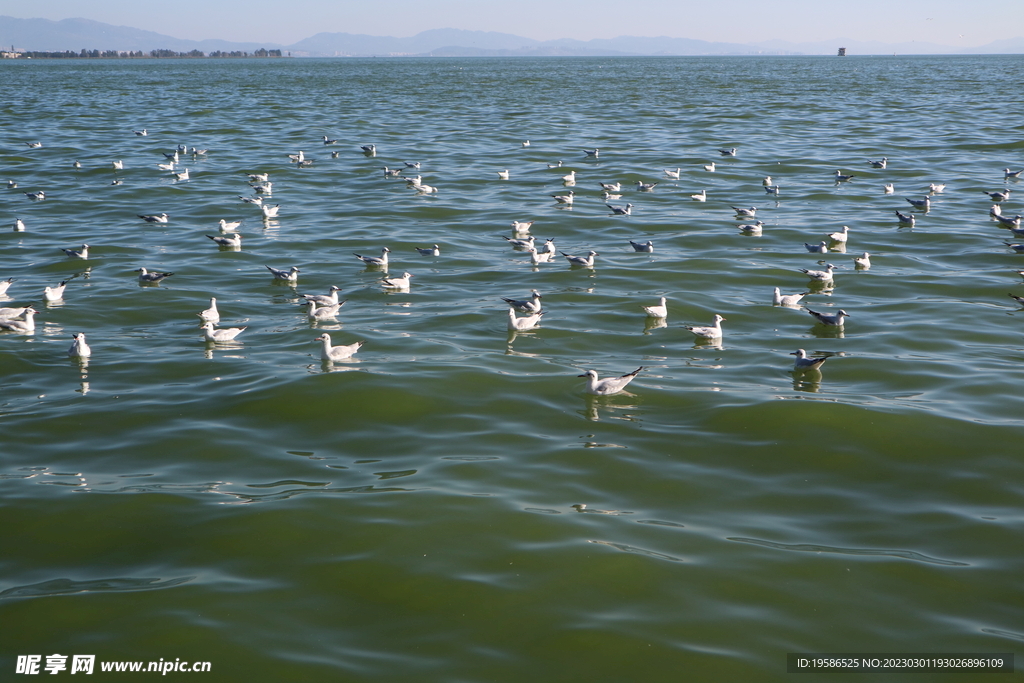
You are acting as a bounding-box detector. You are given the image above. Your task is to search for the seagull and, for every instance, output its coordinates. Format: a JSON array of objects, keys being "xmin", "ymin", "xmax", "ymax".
[
  {"xmin": 629, "ymin": 239, "xmax": 654, "ymax": 252},
  {"xmin": 928, "ymin": 183, "xmax": 946, "ymax": 193},
  {"xmin": 162, "ymin": 151, "xmax": 179, "ymax": 162},
  {"xmin": 7, "ymin": 180, "xmax": 17, "ymax": 188},
  {"xmin": 607, "ymin": 203, "xmax": 633, "ymax": 215},
  {"xmin": 578, "ymin": 367, "xmax": 642, "ymax": 395},
  {"xmin": 884, "ymin": 183, "xmax": 895, "ymax": 194},
  {"xmin": 985, "ymin": 189, "xmax": 1011, "ymax": 201},
  {"xmin": 511, "ymin": 220, "xmax": 534, "ymax": 234},
  {"xmin": 551, "ymin": 190, "xmax": 575, "ymax": 205},
  {"xmin": 248, "ymin": 173, "xmax": 269, "ymax": 182},
  {"xmin": 25, "ymin": 142, "xmax": 42, "ymax": 149},
  {"xmin": 906, "ymin": 196, "xmax": 931, "ymax": 210},
  {"xmin": 773, "ymin": 288, "xmax": 808, "ymax": 307},
  {"xmin": 522, "ymin": 141, "xmax": 530, "ymax": 147},
  {"xmin": 199, "ymin": 298, "xmax": 220, "ymax": 323},
  {"xmin": 827, "ymin": 226, "xmax": 850, "ymax": 242},
  {"xmin": 1004, "ymin": 168, "xmax": 1023, "ymax": 179},
  {"xmin": 664, "ymin": 168, "xmax": 681, "ymax": 179},
  {"xmin": 207, "ymin": 233, "xmax": 241, "ymax": 248},
  {"xmin": 415, "ymin": 183, "xmax": 438, "ymax": 194},
  {"xmin": 381, "ymin": 272, "xmax": 413, "ymax": 290},
  {"xmin": 853, "ymin": 252, "xmax": 871, "ymax": 269},
  {"xmin": 301, "ymin": 286, "xmax": 343, "ymax": 307},
  {"xmin": 252, "ymin": 181, "xmax": 273, "ymax": 194},
  {"xmin": 808, "ymin": 308, "xmax": 850, "ymax": 326},
  {"xmin": 561, "ymin": 170, "xmax": 576, "ymax": 183},
  {"xmin": 173, "ymin": 168, "xmax": 190, "ymax": 181},
  {"xmin": 718, "ymin": 148, "xmax": 737, "ymax": 156},
  {"xmin": 583, "ymin": 148, "xmax": 599, "ymax": 158},
  {"xmin": 415, "ymin": 244, "xmax": 441, "ymax": 256},
  {"xmin": 139, "ymin": 213, "xmax": 169, "ymax": 223},
  {"xmin": 382, "ymin": 166, "xmax": 402, "ymax": 178},
  {"xmin": 763, "ymin": 176, "xmax": 773, "ymax": 187},
  {"xmin": 791, "ymin": 349, "xmax": 827, "ymax": 370},
  {"xmin": 176, "ymin": 144, "xmax": 188, "ymax": 154},
  {"xmin": 0, "ymin": 278, "xmax": 14, "ymax": 296},
  {"xmin": 835, "ymin": 170, "xmax": 855, "ymax": 181},
  {"xmin": 112, "ymin": 160, "xmax": 124, "ymax": 170},
  {"xmin": 868, "ymin": 157, "xmax": 887, "ymax": 169},
  {"xmin": 68, "ymin": 332, "xmax": 91, "ymax": 358},
  {"xmin": 562, "ymin": 250, "xmax": 598, "ymax": 267},
  {"xmin": 547, "ymin": 161, "xmax": 563, "ymax": 168},
  {"xmin": 733, "ymin": 206, "xmax": 757, "ymax": 217},
  {"xmin": 895, "ymin": 210, "xmax": 916, "ymax": 226},
  {"xmin": 322, "ymin": 135, "xmax": 338, "ymax": 145},
  {"xmin": 686, "ymin": 314, "xmax": 725, "ymax": 339},
  {"xmin": 507, "ymin": 307, "xmax": 544, "ymax": 331},
  {"xmin": 61, "ymin": 244, "xmax": 89, "ymax": 259},
  {"xmin": 994, "ymin": 213, "xmax": 1023, "ymax": 228},
  {"xmin": 799, "ymin": 264, "xmax": 837, "ymax": 282},
  {"xmin": 260, "ymin": 204, "xmax": 280, "ymax": 218},
  {"xmin": 44, "ymin": 278, "xmax": 73, "ymax": 301},
  {"xmin": 739, "ymin": 220, "xmax": 764, "ymax": 235},
  {"xmin": 0, "ymin": 307, "xmax": 37, "ymax": 333},
  {"xmin": 525, "ymin": 246, "xmax": 553, "ymax": 264},
  {"xmin": 306, "ymin": 300, "xmax": 343, "ymax": 320},
  {"xmin": 156, "ymin": 161, "xmax": 175, "ymax": 171},
  {"xmin": 218, "ymin": 219, "xmax": 243, "ymax": 232},
  {"xmin": 805, "ymin": 241, "xmax": 829, "ymax": 253},
  {"xmin": 202, "ymin": 322, "xmax": 246, "ymax": 342},
  {"xmin": 497, "ymin": 170, "xmax": 510, "ymax": 180},
  {"xmin": 191, "ymin": 147, "xmax": 208, "ymax": 155},
  {"xmin": 287, "ymin": 151, "xmax": 305, "ymax": 163},
  {"xmin": 360, "ymin": 144, "xmax": 376, "ymax": 155},
  {"xmin": 404, "ymin": 161, "xmax": 421, "ymax": 169},
  {"xmin": 642, "ymin": 297, "xmax": 667, "ymax": 318},
  {"xmin": 690, "ymin": 189, "xmax": 707, "ymax": 201},
  {"xmin": 133, "ymin": 129, "xmax": 147, "ymax": 136},
  {"xmin": 1009, "ymin": 293, "xmax": 1024, "ymax": 305},
  {"xmin": 599, "ymin": 182, "xmax": 621, "ymax": 192},
  {"xmin": 0, "ymin": 304, "xmax": 29, "ymax": 318},
  {"xmin": 764, "ymin": 185, "xmax": 781, "ymax": 195},
  {"xmin": 503, "ymin": 235, "xmax": 535, "ymax": 249},
  {"xmin": 315, "ymin": 333, "xmax": 364, "ymax": 361},
  {"xmin": 1003, "ymin": 242, "xmax": 1024, "ymax": 253},
  {"xmin": 991, "ymin": 204, "xmax": 1003, "ymax": 217},
  {"xmin": 540, "ymin": 238, "xmax": 557, "ymax": 256},
  {"xmin": 503, "ymin": 290, "xmax": 542, "ymax": 313},
  {"xmin": 703, "ymin": 162, "xmax": 716, "ymax": 172},
  {"xmin": 25, "ymin": 191, "xmax": 45, "ymax": 200},
  {"xmin": 354, "ymin": 248, "xmax": 390, "ymax": 267},
  {"xmin": 636, "ymin": 181, "xmax": 658, "ymax": 191},
  {"xmin": 135, "ymin": 268, "xmax": 174, "ymax": 283},
  {"xmin": 266, "ymin": 265, "xmax": 300, "ymax": 281}
]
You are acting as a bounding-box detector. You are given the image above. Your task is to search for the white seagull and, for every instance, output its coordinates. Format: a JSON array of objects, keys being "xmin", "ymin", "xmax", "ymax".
[
  {"xmin": 985, "ymin": 189, "xmax": 1011, "ymax": 202},
  {"xmin": 805, "ymin": 241, "xmax": 829, "ymax": 253},
  {"xmin": 599, "ymin": 182, "xmax": 621, "ymax": 192},
  {"xmin": 703, "ymin": 162, "xmax": 716, "ymax": 172},
  {"xmin": 739, "ymin": 220, "xmax": 765, "ymax": 235},
  {"xmin": 199, "ymin": 298, "xmax": 220, "ymax": 323},
  {"xmin": 62, "ymin": 244, "xmax": 89, "ymax": 259},
  {"xmin": 0, "ymin": 307, "xmax": 37, "ymax": 334},
  {"xmin": 895, "ymin": 210, "xmax": 916, "ymax": 226},
  {"xmin": 415, "ymin": 245, "xmax": 441, "ymax": 256},
  {"xmin": 202, "ymin": 322, "xmax": 246, "ymax": 342},
  {"xmin": 854, "ymin": 252, "xmax": 871, "ymax": 269},
  {"xmin": 68, "ymin": 332, "xmax": 91, "ymax": 357},
  {"xmin": 583, "ymin": 148, "xmax": 599, "ymax": 158},
  {"xmin": 306, "ymin": 300, "xmax": 343, "ymax": 320},
  {"xmin": 0, "ymin": 277, "xmax": 14, "ymax": 296},
  {"xmin": 353, "ymin": 247, "xmax": 390, "ymax": 267},
  {"xmin": 525, "ymin": 246, "xmax": 553, "ymax": 264},
  {"xmin": 827, "ymin": 226, "xmax": 850, "ymax": 242},
  {"xmin": 636, "ymin": 181, "xmax": 658, "ymax": 191},
  {"xmin": 136, "ymin": 268, "xmax": 174, "ymax": 283},
  {"xmin": 502, "ymin": 290, "xmax": 542, "ymax": 313},
  {"xmin": 44, "ymin": 278, "xmax": 73, "ymax": 302},
  {"xmin": 503, "ymin": 235, "xmax": 535, "ymax": 249},
  {"xmin": 139, "ymin": 213, "xmax": 169, "ymax": 223},
  {"xmin": 884, "ymin": 183, "xmax": 895, "ymax": 195},
  {"xmin": 791, "ymin": 349, "xmax": 827, "ymax": 370},
  {"xmin": 906, "ymin": 196, "xmax": 931, "ymax": 210},
  {"xmin": 25, "ymin": 191, "xmax": 45, "ymax": 200},
  {"xmin": 511, "ymin": 220, "xmax": 534, "ymax": 234},
  {"xmin": 629, "ymin": 240, "xmax": 654, "ymax": 252},
  {"xmin": 579, "ymin": 367, "xmax": 642, "ymax": 396},
  {"xmin": 686, "ymin": 314, "xmax": 725, "ymax": 339},
  {"xmin": 799, "ymin": 264, "xmax": 837, "ymax": 282},
  {"xmin": 1003, "ymin": 168, "xmax": 1023, "ymax": 179},
  {"xmin": 733, "ymin": 206, "xmax": 757, "ymax": 217},
  {"xmin": 607, "ymin": 203, "xmax": 633, "ymax": 215},
  {"xmin": 868, "ymin": 157, "xmax": 887, "ymax": 169},
  {"xmin": 266, "ymin": 265, "xmax": 300, "ymax": 281},
  {"xmin": 316, "ymin": 333, "xmax": 364, "ymax": 361},
  {"xmin": 718, "ymin": 148, "xmax": 737, "ymax": 156},
  {"xmin": 551, "ymin": 190, "xmax": 575, "ymax": 205},
  {"xmin": 562, "ymin": 250, "xmax": 598, "ymax": 267},
  {"xmin": 260, "ymin": 204, "xmax": 280, "ymax": 218},
  {"xmin": 835, "ymin": 170, "xmax": 855, "ymax": 181},
  {"xmin": 773, "ymin": 288, "xmax": 808, "ymax": 307},
  {"xmin": 381, "ymin": 272, "xmax": 413, "ymax": 290},
  {"xmin": 561, "ymin": 170, "xmax": 576, "ymax": 183},
  {"xmin": 497, "ymin": 170, "xmax": 510, "ymax": 180},
  {"xmin": 642, "ymin": 297, "xmax": 667, "ymax": 318},
  {"xmin": 507, "ymin": 307, "xmax": 543, "ymax": 331},
  {"xmin": 808, "ymin": 308, "xmax": 850, "ymax": 326},
  {"xmin": 664, "ymin": 168, "xmax": 681, "ymax": 179},
  {"xmin": 690, "ymin": 189, "xmax": 707, "ymax": 201},
  {"xmin": 207, "ymin": 233, "xmax": 241, "ymax": 248},
  {"xmin": 301, "ymin": 286, "xmax": 343, "ymax": 307},
  {"xmin": 219, "ymin": 219, "xmax": 243, "ymax": 232}
]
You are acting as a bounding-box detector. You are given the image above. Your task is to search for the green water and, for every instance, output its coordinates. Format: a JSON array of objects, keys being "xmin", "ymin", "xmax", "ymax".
[{"xmin": 1, "ymin": 55, "xmax": 1022, "ymax": 681}]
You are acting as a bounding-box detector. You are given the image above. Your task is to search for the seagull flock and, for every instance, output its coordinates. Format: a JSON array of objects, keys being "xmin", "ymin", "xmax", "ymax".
[{"xmin": 3, "ymin": 134, "xmax": 1024, "ymax": 397}]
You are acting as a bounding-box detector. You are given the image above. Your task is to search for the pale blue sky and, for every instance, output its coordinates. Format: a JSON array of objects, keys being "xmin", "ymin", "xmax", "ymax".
[{"xmin": 2, "ymin": 0, "xmax": 1021, "ymax": 46}]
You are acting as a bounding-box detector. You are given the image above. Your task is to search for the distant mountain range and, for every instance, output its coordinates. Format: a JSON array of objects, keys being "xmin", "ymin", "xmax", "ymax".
[{"xmin": 2, "ymin": 16, "xmax": 1023, "ymax": 57}]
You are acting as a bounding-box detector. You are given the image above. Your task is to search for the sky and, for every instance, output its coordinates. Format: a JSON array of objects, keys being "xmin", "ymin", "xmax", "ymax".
[{"xmin": 3, "ymin": 0, "xmax": 1023, "ymax": 47}]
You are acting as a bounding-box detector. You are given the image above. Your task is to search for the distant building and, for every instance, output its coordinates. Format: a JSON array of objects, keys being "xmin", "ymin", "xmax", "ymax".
[{"xmin": 837, "ymin": 47, "xmax": 847, "ymax": 56}]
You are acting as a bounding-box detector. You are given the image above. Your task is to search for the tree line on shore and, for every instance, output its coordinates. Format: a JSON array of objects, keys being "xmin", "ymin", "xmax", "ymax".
[{"xmin": 14, "ymin": 48, "xmax": 284, "ymax": 59}]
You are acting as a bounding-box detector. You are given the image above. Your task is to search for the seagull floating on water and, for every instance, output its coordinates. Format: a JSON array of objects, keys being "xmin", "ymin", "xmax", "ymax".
[
  {"xmin": 690, "ymin": 189, "xmax": 707, "ymax": 201},
  {"xmin": 551, "ymin": 190, "xmax": 575, "ymax": 205},
  {"xmin": 11, "ymin": 219, "xmax": 23, "ymax": 232},
  {"xmin": 25, "ymin": 191, "xmax": 45, "ymax": 200},
  {"xmin": 583, "ymin": 149, "xmax": 599, "ymax": 158},
  {"xmin": 884, "ymin": 183, "xmax": 895, "ymax": 194},
  {"xmin": 139, "ymin": 213, "xmax": 169, "ymax": 223},
  {"xmin": 664, "ymin": 168, "xmax": 681, "ymax": 179},
  {"xmin": 25, "ymin": 142, "xmax": 42, "ymax": 149},
  {"xmin": 133, "ymin": 129, "xmax": 147, "ymax": 136},
  {"xmin": 136, "ymin": 268, "xmax": 174, "ymax": 283},
  {"xmin": 404, "ymin": 161, "xmax": 420, "ymax": 169},
  {"xmin": 511, "ymin": 220, "xmax": 534, "ymax": 234},
  {"xmin": 112, "ymin": 160, "xmax": 124, "ymax": 170},
  {"xmin": 44, "ymin": 278, "xmax": 74, "ymax": 302},
  {"xmin": 994, "ymin": 213, "xmax": 1023, "ymax": 229},
  {"xmin": 207, "ymin": 233, "xmax": 241, "ymax": 248},
  {"xmin": 360, "ymin": 144, "xmax": 376, "ymax": 156},
  {"xmin": 791, "ymin": 349, "xmax": 827, "ymax": 369},
  {"xmin": 985, "ymin": 189, "xmax": 1011, "ymax": 202},
  {"xmin": 895, "ymin": 210, "xmax": 916, "ymax": 226},
  {"xmin": 579, "ymin": 367, "xmax": 642, "ymax": 395},
  {"xmin": 306, "ymin": 300, "xmax": 343, "ymax": 320},
  {"xmin": 607, "ymin": 203, "xmax": 633, "ymax": 215},
  {"xmin": 62, "ymin": 244, "xmax": 89, "ymax": 259},
  {"xmin": 266, "ymin": 265, "xmax": 300, "ymax": 281},
  {"xmin": 173, "ymin": 168, "xmax": 190, "ymax": 181},
  {"xmin": 598, "ymin": 182, "xmax": 621, "ymax": 192},
  {"xmin": 765, "ymin": 185, "xmax": 781, "ymax": 195},
  {"xmin": 322, "ymin": 135, "xmax": 338, "ymax": 145},
  {"xmin": 808, "ymin": 308, "xmax": 850, "ymax": 326},
  {"xmin": 642, "ymin": 297, "xmax": 667, "ymax": 318},
  {"xmin": 202, "ymin": 322, "xmax": 246, "ymax": 343},
  {"xmin": 835, "ymin": 170, "xmax": 855, "ymax": 181},
  {"xmin": 686, "ymin": 314, "xmax": 725, "ymax": 339},
  {"xmin": 562, "ymin": 250, "xmax": 598, "ymax": 267},
  {"xmin": 636, "ymin": 180, "xmax": 658, "ymax": 191},
  {"xmin": 415, "ymin": 244, "xmax": 441, "ymax": 256},
  {"xmin": 805, "ymin": 241, "xmax": 829, "ymax": 253},
  {"xmin": 354, "ymin": 247, "xmax": 390, "ymax": 267},
  {"xmin": 497, "ymin": 170, "xmax": 510, "ymax": 180},
  {"xmin": 68, "ymin": 332, "xmax": 91, "ymax": 358},
  {"xmin": 800, "ymin": 264, "xmax": 837, "ymax": 282},
  {"xmin": 218, "ymin": 219, "xmax": 242, "ymax": 232},
  {"xmin": 301, "ymin": 286, "xmax": 343, "ymax": 307},
  {"xmin": 773, "ymin": 287, "xmax": 808, "ymax": 307},
  {"xmin": 629, "ymin": 239, "xmax": 654, "ymax": 252},
  {"xmin": 502, "ymin": 290, "xmax": 542, "ymax": 313},
  {"xmin": 0, "ymin": 307, "xmax": 37, "ymax": 334},
  {"xmin": 854, "ymin": 252, "xmax": 871, "ymax": 269},
  {"xmin": 719, "ymin": 148, "xmax": 737, "ymax": 156},
  {"xmin": 547, "ymin": 161, "xmax": 563, "ymax": 168},
  {"xmin": 928, "ymin": 183, "xmax": 946, "ymax": 194},
  {"xmin": 1004, "ymin": 168, "xmax": 1023, "ymax": 179},
  {"xmin": 906, "ymin": 196, "xmax": 930, "ymax": 210},
  {"xmin": 868, "ymin": 157, "xmax": 887, "ymax": 169},
  {"xmin": 525, "ymin": 247, "xmax": 553, "ymax": 264},
  {"xmin": 260, "ymin": 204, "xmax": 280, "ymax": 218},
  {"xmin": 733, "ymin": 206, "xmax": 757, "ymax": 217},
  {"xmin": 381, "ymin": 272, "xmax": 413, "ymax": 290},
  {"xmin": 0, "ymin": 278, "xmax": 14, "ymax": 296},
  {"xmin": 827, "ymin": 226, "xmax": 850, "ymax": 242},
  {"xmin": 503, "ymin": 235, "xmax": 535, "ymax": 249},
  {"xmin": 199, "ymin": 298, "xmax": 219, "ymax": 323},
  {"xmin": 316, "ymin": 333, "xmax": 364, "ymax": 361},
  {"xmin": 739, "ymin": 220, "xmax": 764, "ymax": 235},
  {"xmin": 703, "ymin": 162, "xmax": 716, "ymax": 172},
  {"xmin": 507, "ymin": 307, "xmax": 543, "ymax": 332}
]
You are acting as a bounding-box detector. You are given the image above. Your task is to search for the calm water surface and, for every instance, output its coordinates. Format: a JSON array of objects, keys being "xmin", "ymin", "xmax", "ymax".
[{"xmin": 1, "ymin": 55, "xmax": 1022, "ymax": 681}]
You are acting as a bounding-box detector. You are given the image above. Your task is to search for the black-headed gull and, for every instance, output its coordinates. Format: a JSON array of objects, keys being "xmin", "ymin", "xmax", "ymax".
[
  {"xmin": 199, "ymin": 298, "xmax": 219, "ymax": 323},
  {"xmin": 265, "ymin": 265, "xmax": 300, "ymax": 281},
  {"xmin": 44, "ymin": 278, "xmax": 74, "ymax": 302},
  {"xmin": 827, "ymin": 226, "xmax": 850, "ymax": 242},
  {"xmin": 507, "ymin": 307, "xmax": 543, "ymax": 331},
  {"xmin": 1004, "ymin": 168, "xmax": 1023, "ymax": 179},
  {"xmin": 353, "ymin": 248, "xmax": 389, "ymax": 267},
  {"xmin": 497, "ymin": 170, "xmax": 510, "ymax": 180},
  {"xmin": 503, "ymin": 235, "xmax": 535, "ymax": 249},
  {"xmin": 301, "ymin": 286, "xmax": 343, "ymax": 307},
  {"xmin": 703, "ymin": 162, "xmax": 716, "ymax": 172},
  {"xmin": 906, "ymin": 196, "xmax": 930, "ymax": 210},
  {"xmin": 136, "ymin": 268, "xmax": 174, "ymax": 283},
  {"xmin": 635, "ymin": 181, "xmax": 658, "ymax": 192},
  {"xmin": 316, "ymin": 333, "xmax": 363, "ymax": 361},
  {"xmin": 207, "ymin": 233, "xmax": 241, "ymax": 248},
  {"xmin": 218, "ymin": 219, "xmax": 242, "ymax": 232},
  {"xmin": 733, "ymin": 206, "xmax": 756, "ymax": 217},
  {"xmin": 360, "ymin": 144, "xmax": 376, "ymax": 156},
  {"xmin": 381, "ymin": 272, "xmax": 413, "ymax": 290},
  {"xmin": 561, "ymin": 250, "xmax": 597, "ymax": 267},
  {"xmin": 629, "ymin": 240, "xmax": 653, "ymax": 252},
  {"xmin": 664, "ymin": 168, "xmax": 681, "ymax": 179},
  {"xmin": 133, "ymin": 129, "xmax": 147, "ymax": 136},
  {"xmin": 502, "ymin": 290, "xmax": 542, "ymax": 313},
  {"xmin": 260, "ymin": 204, "xmax": 280, "ymax": 218},
  {"xmin": 718, "ymin": 148, "xmax": 737, "ymax": 156},
  {"xmin": 551, "ymin": 190, "xmax": 575, "ymax": 205},
  {"xmin": 834, "ymin": 170, "xmax": 855, "ymax": 181},
  {"xmin": 773, "ymin": 288, "xmax": 808, "ymax": 307},
  {"xmin": 68, "ymin": 332, "xmax": 91, "ymax": 357},
  {"xmin": 895, "ymin": 210, "xmax": 916, "ymax": 226},
  {"xmin": 642, "ymin": 297, "xmax": 667, "ymax": 318},
  {"xmin": 791, "ymin": 349, "xmax": 827, "ymax": 369},
  {"xmin": 13, "ymin": 218, "xmax": 25, "ymax": 232},
  {"xmin": 805, "ymin": 241, "xmax": 829, "ymax": 253},
  {"xmin": 202, "ymin": 322, "xmax": 246, "ymax": 342},
  {"xmin": 985, "ymin": 189, "xmax": 1011, "ymax": 202},
  {"xmin": 25, "ymin": 142, "xmax": 42, "ymax": 149},
  {"xmin": 579, "ymin": 367, "xmax": 642, "ymax": 395},
  {"xmin": 884, "ymin": 183, "xmax": 895, "ymax": 194},
  {"xmin": 808, "ymin": 308, "xmax": 850, "ymax": 326},
  {"xmin": 25, "ymin": 191, "xmax": 45, "ymax": 200},
  {"xmin": 415, "ymin": 245, "xmax": 440, "ymax": 256},
  {"xmin": 607, "ymin": 203, "xmax": 633, "ymax": 215},
  {"xmin": 739, "ymin": 220, "xmax": 765, "ymax": 235},
  {"xmin": 686, "ymin": 314, "xmax": 725, "ymax": 339},
  {"xmin": 323, "ymin": 135, "xmax": 339, "ymax": 145},
  {"xmin": 511, "ymin": 220, "xmax": 534, "ymax": 234},
  {"xmin": 0, "ymin": 307, "xmax": 37, "ymax": 333},
  {"xmin": 62, "ymin": 244, "xmax": 89, "ymax": 259},
  {"xmin": 139, "ymin": 213, "xmax": 169, "ymax": 223},
  {"xmin": 799, "ymin": 264, "xmax": 837, "ymax": 282},
  {"xmin": 868, "ymin": 157, "xmax": 887, "ymax": 169},
  {"xmin": 853, "ymin": 253, "xmax": 871, "ymax": 269},
  {"xmin": 0, "ymin": 277, "xmax": 14, "ymax": 296},
  {"xmin": 599, "ymin": 182, "xmax": 621, "ymax": 192},
  {"xmin": 306, "ymin": 300, "xmax": 343, "ymax": 320},
  {"xmin": 583, "ymin": 148, "xmax": 599, "ymax": 158},
  {"xmin": 690, "ymin": 189, "xmax": 707, "ymax": 201}
]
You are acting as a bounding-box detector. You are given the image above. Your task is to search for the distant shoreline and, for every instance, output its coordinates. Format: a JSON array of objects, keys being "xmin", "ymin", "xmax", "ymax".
[{"xmin": 2, "ymin": 48, "xmax": 284, "ymax": 59}]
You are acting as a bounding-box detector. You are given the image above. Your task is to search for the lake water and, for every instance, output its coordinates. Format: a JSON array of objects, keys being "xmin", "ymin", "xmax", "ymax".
[{"xmin": 1, "ymin": 55, "xmax": 1022, "ymax": 681}]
